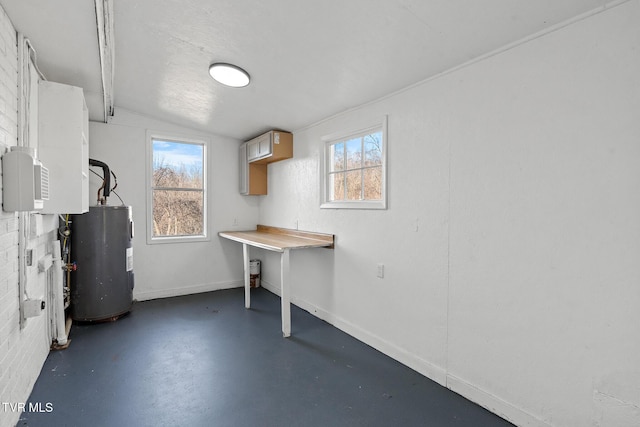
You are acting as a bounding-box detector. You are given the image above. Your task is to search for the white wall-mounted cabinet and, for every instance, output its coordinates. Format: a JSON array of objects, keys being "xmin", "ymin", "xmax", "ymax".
[
  {"xmin": 240, "ymin": 130, "xmax": 292, "ymax": 196},
  {"xmin": 247, "ymin": 130, "xmax": 293, "ymax": 164},
  {"xmin": 246, "ymin": 132, "xmax": 271, "ymax": 162},
  {"xmin": 38, "ymin": 81, "xmax": 89, "ymax": 214}
]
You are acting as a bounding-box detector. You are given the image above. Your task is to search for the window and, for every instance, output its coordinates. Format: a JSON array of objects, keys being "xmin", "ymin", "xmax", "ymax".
[
  {"xmin": 321, "ymin": 117, "xmax": 387, "ymax": 209},
  {"xmin": 147, "ymin": 132, "xmax": 208, "ymax": 243}
]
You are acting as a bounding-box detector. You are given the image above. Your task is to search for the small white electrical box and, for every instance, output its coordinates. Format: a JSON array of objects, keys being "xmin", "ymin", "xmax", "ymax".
[
  {"xmin": 29, "ymin": 213, "xmax": 44, "ymax": 238},
  {"xmin": 1, "ymin": 147, "xmax": 49, "ymax": 212},
  {"xmin": 23, "ymin": 298, "xmax": 45, "ymax": 319},
  {"xmin": 38, "ymin": 253, "xmax": 53, "ymax": 273}
]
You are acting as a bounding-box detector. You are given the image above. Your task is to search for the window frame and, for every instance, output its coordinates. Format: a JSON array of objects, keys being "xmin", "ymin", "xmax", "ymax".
[
  {"xmin": 320, "ymin": 116, "xmax": 387, "ymax": 210},
  {"xmin": 146, "ymin": 131, "xmax": 209, "ymax": 244}
]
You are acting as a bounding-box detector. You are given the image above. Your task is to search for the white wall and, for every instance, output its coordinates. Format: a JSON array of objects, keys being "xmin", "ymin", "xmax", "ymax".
[
  {"xmin": 89, "ymin": 109, "xmax": 259, "ymax": 301},
  {"xmin": 1, "ymin": 1, "xmax": 636, "ymax": 426},
  {"xmin": 0, "ymin": 7, "xmax": 59, "ymax": 427},
  {"xmin": 258, "ymin": 2, "xmax": 640, "ymax": 426}
]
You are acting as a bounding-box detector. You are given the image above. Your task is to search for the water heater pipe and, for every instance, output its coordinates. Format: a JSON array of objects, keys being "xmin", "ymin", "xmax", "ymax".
[{"xmin": 89, "ymin": 158, "xmax": 111, "ymax": 200}]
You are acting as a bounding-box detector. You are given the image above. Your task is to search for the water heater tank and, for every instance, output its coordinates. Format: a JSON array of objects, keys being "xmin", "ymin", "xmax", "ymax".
[{"xmin": 70, "ymin": 205, "xmax": 134, "ymax": 321}]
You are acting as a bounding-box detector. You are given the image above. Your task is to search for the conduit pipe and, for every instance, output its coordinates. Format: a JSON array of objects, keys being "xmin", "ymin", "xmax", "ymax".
[
  {"xmin": 16, "ymin": 32, "xmax": 26, "ymax": 327},
  {"xmin": 52, "ymin": 242, "xmax": 67, "ymax": 345},
  {"xmin": 95, "ymin": 0, "xmax": 115, "ymax": 121}
]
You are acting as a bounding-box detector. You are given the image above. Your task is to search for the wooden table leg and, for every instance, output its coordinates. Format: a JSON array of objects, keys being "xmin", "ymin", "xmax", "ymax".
[
  {"xmin": 243, "ymin": 243, "xmax": 250, "ymax": 308},
  {"xmin": 281, "ymin": 248, "xmax": 291, "ymax": 337}
]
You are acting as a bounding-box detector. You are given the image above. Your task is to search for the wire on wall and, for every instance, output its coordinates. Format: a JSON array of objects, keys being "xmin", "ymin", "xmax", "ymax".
[{"xmin": 15, "ymin": 35, "xmax": 47, "ymax": 328}]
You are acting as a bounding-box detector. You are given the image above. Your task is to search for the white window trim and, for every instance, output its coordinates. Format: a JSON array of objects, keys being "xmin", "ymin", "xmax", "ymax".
[
  {"xmin": 146, "ymin": 130, "xmax": 210, "ymax": 244},
  {"xmin": 320, "ymin": 116, "xmax": 388, "ymax": 210}
]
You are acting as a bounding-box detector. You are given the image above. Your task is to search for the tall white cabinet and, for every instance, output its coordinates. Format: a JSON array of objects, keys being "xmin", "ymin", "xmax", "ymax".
[
  {"xmin": 38, "ymin": 81, "xmax": 89, "ymax": 214},
  {"xmin": 239, "ymin": 141, "xmax": 267, "ymax": 196}
]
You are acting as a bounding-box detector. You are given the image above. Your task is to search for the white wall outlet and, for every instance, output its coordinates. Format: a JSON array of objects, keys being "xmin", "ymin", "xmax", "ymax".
[
  {"xmin": 233, "ymin": 217, "xmax": 239, "ymax": 226},
  {"xmin": 377, "ymin": 263, "xmax": 384, "ymax": 278}
]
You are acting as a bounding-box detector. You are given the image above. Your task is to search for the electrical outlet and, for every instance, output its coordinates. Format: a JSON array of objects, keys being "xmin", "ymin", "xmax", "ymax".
[
  {"xmin": 233, "ymin": 217, "xmax": 239, "ymax": 226},
  {"xmin": 377, "ymin": 263, "xmax": 384, "ymax": 279}
]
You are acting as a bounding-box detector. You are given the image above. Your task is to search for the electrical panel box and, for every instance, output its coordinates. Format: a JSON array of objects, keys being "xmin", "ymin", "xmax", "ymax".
[{"xmin": 1, "ymin": 146, "xmax": 49, "ymax": 212}]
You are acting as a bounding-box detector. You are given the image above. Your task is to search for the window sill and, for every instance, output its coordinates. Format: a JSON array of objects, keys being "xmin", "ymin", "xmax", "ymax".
[
  {"xmin": 147, "ymin": 234, "xmax": 210, "ymax": 245},
  {"xmin": 320, "ymin": 200, "xmax": 387, "ymax": 210}
]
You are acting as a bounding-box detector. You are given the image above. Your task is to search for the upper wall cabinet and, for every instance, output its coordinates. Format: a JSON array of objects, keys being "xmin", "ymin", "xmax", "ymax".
[
  {"xmin": 240, "ymin": 130, "xmax": 293, "ymax": 195},
  {"xmin": 247, "ymin": 130, "xmax": 293, "ymax": 164},
  {"xmin": 38, "ymin": 81, "xmax": 89, "ymax": 214}
]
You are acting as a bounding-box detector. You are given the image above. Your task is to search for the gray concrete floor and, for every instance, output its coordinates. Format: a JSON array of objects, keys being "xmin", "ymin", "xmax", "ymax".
[{"xmin": 21, "ymin": 287, "xmax": 514, "ymax": 427}]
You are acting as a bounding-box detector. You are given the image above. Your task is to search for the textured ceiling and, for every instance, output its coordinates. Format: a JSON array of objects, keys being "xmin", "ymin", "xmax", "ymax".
[{"xmin": 1, "ymin": 0, "xmax": 610, "ymax": 140}]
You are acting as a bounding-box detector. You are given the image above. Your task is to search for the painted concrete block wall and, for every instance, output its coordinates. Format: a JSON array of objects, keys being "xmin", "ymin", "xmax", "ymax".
[
  {"xmin": 0, "ymin": 7, "xmax": 55, "ymax": 427},
  {"xmin": 258, "ymin": 2, "xmax": 640, "ymax": 426},
  {"xmin": 89, "ymin": 109, "xmax": 259, "ymax": 301}
]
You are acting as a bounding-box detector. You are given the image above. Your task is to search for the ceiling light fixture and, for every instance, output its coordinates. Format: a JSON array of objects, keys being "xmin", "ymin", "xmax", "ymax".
[{"xmin": 208, "ymin": 63, "xmax": 250, "ymax": 88}]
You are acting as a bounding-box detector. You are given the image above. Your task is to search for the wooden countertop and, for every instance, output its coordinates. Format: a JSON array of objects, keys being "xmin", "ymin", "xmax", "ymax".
[{"xmin": 219, "ymin": 225, "xmax": 334, "ymax": 252}]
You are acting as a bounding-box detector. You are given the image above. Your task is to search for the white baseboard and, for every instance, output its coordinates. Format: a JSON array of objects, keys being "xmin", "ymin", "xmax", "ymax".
[
  {"xmin": 446, "ymin": 373, "xmax": 549, "ymax": 427},
  {"xmin": 134, "ymin": 280, "xmax": 242, "ymax": 302},
  {"xmin": 260, "ymin": 279, "xmax": 447, "ymax": 385},
  {"xmin": 262, "ymin": 279, "xmax": 547, "ymax": 427}
]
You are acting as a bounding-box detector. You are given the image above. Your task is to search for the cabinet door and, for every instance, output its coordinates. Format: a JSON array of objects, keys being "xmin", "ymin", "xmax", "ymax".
[
  {"xmin": 247, "ymin": 139, "xmax": 259, "ymax": 161},
  {"xmin": 257, "ymin": 133, "xmax": 272, "ymax": 158},
  {"xmin": 247, "ymin": 132, "xmax": 272, "ymax": 162}
]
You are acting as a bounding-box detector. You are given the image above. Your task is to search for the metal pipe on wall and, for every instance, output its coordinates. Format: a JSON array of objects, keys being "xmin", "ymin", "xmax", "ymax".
[
  {"xmin": 52, "ymin": 242, "xmax": 67, "ymax": 345},
  {"xmin": 16, "ymin": 32, "xmax": 26, "ymax": 328}
]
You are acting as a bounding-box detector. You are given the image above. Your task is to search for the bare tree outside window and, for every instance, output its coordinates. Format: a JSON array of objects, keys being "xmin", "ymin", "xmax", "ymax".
[
  {"xmin": 328, "ymin": 131, "xmax": 383, "ymax": 202},
  {"xmin": 151, "ymin": 139, "xmax": 205, "ymax": 238}
]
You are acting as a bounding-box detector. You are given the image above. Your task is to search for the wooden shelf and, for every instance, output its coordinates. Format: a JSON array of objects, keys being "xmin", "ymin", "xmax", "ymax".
[{"xmin": 219, "ymin": 224, "xmax": 334, "ymax": 252}]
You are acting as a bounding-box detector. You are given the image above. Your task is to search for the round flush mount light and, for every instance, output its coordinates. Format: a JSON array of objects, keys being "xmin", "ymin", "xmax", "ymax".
[{"xmin": 208, "ymin": 63, "xmax": 250, "ymax": 88}]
